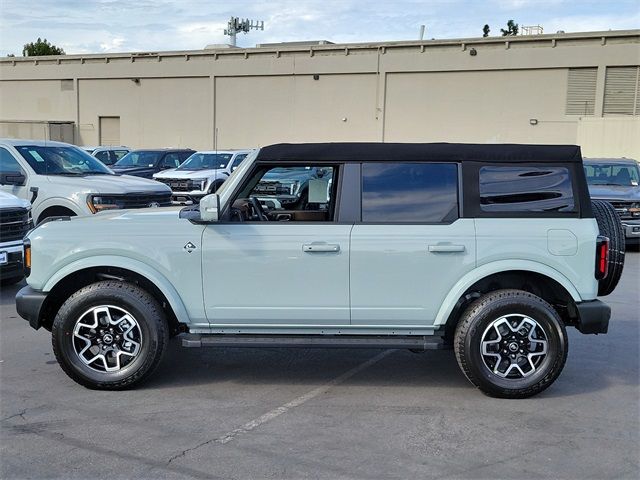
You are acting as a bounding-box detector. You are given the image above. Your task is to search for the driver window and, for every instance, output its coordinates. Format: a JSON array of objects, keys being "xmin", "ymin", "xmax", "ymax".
[
  {"xmin": 231, "ymin": 165, "xmax": 336, "ymax": 222},
  {"xmin": 0, "ymin": 148, "xmax": 23, "ymax": 174}
]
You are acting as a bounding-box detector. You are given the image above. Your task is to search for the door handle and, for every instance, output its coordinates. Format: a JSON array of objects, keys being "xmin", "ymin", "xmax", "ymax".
[
  {"xmin": 303, "ymin": 243, "xmax": 340, "ymax": 253},
  {"xmin": 428, "ymin": 244, "xmax": 466, "ymax": 253}
]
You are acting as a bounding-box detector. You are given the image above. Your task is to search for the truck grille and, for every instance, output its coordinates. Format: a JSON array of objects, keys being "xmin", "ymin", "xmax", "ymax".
[
  {"xmin": 100, "ymin": 192, "xmax": 173, "ymax": 209},
  {"xmin": 609, "ymin": 201, "xmax": 636, "ymax": 220},
  {"xmin": 0, "ymin": 208, "xmax": 32, "ymax": 242},
  {"xmin": 254, "ymin": 181, "xmax": 295, "ymax": 196},
  {"xmin": 158, "ymin": 178, "xmax": 198, "ymax": 192}
]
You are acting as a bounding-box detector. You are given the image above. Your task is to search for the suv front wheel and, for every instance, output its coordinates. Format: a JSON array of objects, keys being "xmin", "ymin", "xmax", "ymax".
[
  {"xmin": 454, "ymin": 289, "xmax": 568, "ymax": 399},
  {"xmin": 52, "ymin": 281, "xmax": 169, "ymax": 390}
]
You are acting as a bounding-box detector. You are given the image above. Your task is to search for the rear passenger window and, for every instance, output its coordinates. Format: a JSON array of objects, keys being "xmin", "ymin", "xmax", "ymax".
[
  {"xmin": 479, "ymin": 166, "xmax": 575, "ymax": 212},
  {"xmin": 362, "ymin": 163, "xmax": 458, "ymax": 223}
]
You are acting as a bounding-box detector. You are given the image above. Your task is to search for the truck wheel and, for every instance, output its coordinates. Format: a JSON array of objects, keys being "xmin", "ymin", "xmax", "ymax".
[
  {"xmin": 51, "ymin": 281, "xmax": 168, "ymax": 390},
  {"xmin": 591, "ymin": 200, "xmax": 625, "ymax": 296},
  {"xmin": 454, "ymin": 289, "xmax": 568, "ymax": 399}
]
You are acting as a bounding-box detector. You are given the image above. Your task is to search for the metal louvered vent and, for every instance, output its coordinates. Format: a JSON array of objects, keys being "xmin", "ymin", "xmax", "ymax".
[
  {"xmin": 604, "ymin": 66, "xmax": 639, "ymax": 115},
  {"xmin": 566, "ymin": 68, "xmax": 597, "ymax": 115}
]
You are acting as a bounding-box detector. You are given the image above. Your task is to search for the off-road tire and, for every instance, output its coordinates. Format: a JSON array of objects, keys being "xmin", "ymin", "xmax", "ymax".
[
  {"xmin": 591, "ymin": 200, "xmax": 625, "ymax": 296},
  {"xmin": 52, "ymin": 281, "xmax": 168, "ymax": 390},
  {"xmin": 454, "ymin": 289, "xmax": 568, "ymax": 399}
]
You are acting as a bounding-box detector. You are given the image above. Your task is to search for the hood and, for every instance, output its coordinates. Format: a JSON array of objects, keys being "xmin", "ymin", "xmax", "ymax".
[
  {"xmin": 588, "ymin": 184, "xmax": 640, "ymax": 202},
  {"xmin": 0, "ymin": 190, "xmax": 30, "ymax": 209},
  {"xmin": 111, "ymin": 165, "xmax": 157, "ymax": 176},
  {"xmin": 46, "ymin": 174, "xmax": 171, "ymax": 194},
  {"xmin": 154, "ymin": 168, "xmax": 227, "ymax": 180},
  {"xmin": 72, "ymin": 205, "xmax": 183, "ymax": 223}
]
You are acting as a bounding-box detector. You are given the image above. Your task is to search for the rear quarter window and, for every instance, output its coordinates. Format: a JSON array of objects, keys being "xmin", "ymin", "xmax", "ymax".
[{"xmin": 479, "ymin": 166, "xmax": 575, "ymax": 213}]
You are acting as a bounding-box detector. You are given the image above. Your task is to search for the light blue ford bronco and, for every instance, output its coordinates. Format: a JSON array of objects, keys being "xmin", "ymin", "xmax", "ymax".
[{"xmin": 15, "ymin": 143, "xmax": 624, "ymax": 398}]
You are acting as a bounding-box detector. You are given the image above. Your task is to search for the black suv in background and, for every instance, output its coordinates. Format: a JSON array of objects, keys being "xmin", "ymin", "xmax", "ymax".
[
  {"xmin": 111, "ymin": 149, "xmax": 194, "ymax": 179},
  {"xmin": 584, "ymin": 157, "xmax": 640, "ymax": 246}
]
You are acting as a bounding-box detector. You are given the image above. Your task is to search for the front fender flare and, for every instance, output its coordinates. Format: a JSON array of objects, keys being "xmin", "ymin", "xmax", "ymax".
[
  {"xmin": 42, "ymin": 255, "xmax": 190, "ymax": 324},
  {"xmin": 433, "ymin": 260, "xmax": 582, "ymax": 327}
]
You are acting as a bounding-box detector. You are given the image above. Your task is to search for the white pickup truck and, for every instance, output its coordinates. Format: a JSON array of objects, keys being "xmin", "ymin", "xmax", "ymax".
[{"xmin": 0, "ymin": 191, "xmax": 31, "ymax": 285}]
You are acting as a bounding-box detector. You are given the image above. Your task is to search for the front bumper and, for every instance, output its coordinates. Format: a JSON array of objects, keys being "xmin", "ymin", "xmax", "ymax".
[
  {"xmin": 0, "ymin": 242, "xmax": 24, "ymax": 280},
  {"xmin": 15, "ymin": 286, "xmax": 48, "ymax": 330},
  {"xmin": 621, "ymin": 220, "xmax": 640, "ymax": 243},
  {"xmin": 171, "ymin": 192, "xmax": 206, "ymax": 205},
  {"xmin": 575, "ymin": 300, "xmax": 610, "ymax": 334}
]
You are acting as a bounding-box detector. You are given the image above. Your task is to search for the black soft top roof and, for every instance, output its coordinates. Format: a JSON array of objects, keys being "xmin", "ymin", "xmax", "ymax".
[{"xmin": 256, "ymin": 143, "xmax": 582, "ymax": 163}]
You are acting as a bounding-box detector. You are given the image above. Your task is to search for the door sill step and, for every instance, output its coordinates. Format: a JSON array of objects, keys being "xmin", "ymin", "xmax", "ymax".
[{"xmin": 181, "ymin": 334, "xmax": 450, "ymax": 350}]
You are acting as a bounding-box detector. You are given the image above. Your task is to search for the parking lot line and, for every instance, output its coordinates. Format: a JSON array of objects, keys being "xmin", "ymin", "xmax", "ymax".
[{"xmin": 216, "ymin": 349, "xmax": 394, "ymax": 445}]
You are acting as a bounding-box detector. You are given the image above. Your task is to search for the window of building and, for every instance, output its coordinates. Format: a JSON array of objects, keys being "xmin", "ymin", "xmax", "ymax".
[
  {"xmin": 604, "ymin": 66, "xmax": 640, "ymax": 116},
  {"xmin": 479, "ymin": 166, "xmax": 575, "ymax": 213},
  {"xmin": 566, "ymin": 68, "xmax": 597, "ymax": 115},
  {"xmin": 361, "ymin": 163, "xmax": 458, "ymax": 223}
]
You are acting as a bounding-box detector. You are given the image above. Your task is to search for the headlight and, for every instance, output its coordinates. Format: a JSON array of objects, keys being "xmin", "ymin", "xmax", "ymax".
[
  {"xmin": 87, "ymin": 195, "xmax": 120, "ymax": 213},
  {"xmin": 630, "ymin": 202, "xmax": 640, "ymax": 217},
  {"xmin": 193, "ymin": 179, "xmax": 208, "ymax": 191}
]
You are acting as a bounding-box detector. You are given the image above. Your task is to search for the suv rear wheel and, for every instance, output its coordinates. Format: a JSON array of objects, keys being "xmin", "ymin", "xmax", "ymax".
[
  {"xmin": 52, "ymin": 281, "xmax": 168, "ymax": 390},
  {"xmin": 454, "ymin": 289, "xmax": 568, "ymax": 399}
]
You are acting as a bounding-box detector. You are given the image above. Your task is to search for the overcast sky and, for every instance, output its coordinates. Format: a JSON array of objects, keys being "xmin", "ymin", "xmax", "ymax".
[{"xmin": 1, "ymin": 0, "xmax": 638, "ymax": 56}]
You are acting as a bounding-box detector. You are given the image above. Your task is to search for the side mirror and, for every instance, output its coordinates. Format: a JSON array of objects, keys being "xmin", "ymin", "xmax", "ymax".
[
  {"xmin": 0, "ymin": 172, "xmax": 26, "ymax": 186},
  {"xmin": 200, "ymin": 193, "xmax": 220, "ymax": 222}
]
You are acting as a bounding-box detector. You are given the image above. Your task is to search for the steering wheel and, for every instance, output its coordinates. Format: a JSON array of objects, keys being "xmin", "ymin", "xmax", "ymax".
[{"xmin": 249, "ymin": 197, "xmax": 268, "ymax": 221}]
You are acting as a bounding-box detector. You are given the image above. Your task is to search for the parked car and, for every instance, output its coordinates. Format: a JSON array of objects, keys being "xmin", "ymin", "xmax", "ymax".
[
  {"xmin": 111, "ymin": 149, "xmax": 194, "ymax": 179},
  {"xmin": 584, "ymin": 157, "xmax": 640, "ymax": 246},
  {"xmin": 0, "ymin": 191, "xmax": 31, "ymax": 285},
  {"xmin": 153, "ymin": 150, "xmax": 252, "ymax": 204},
  {"xmin": 81, "ymin": 146, "xmax": 130, "ymax": 166},
  {"xmin": 16, "ymin": 143, "xmax": 623, "ymax": 398},
  {"xmin": 253, "ymin": 165, "xmax": 333, "ymax": 210},
  {"xmin": 0, "ymin": 139, "xmax": 173, "ymax": 224}
]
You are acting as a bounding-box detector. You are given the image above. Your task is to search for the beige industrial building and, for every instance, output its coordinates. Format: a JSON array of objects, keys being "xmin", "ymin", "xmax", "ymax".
[{"xmin": 1, "ymin": 29, "xmax": 639, "ymax": 158}]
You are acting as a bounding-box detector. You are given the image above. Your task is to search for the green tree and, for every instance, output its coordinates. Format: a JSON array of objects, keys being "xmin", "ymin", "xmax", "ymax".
[
  {"xmin": 501, "ymin": 20, "xmax": 519, "ymax": 36},
  {"xmin": 482, "ymin": 24, "xmax": 490, "ymax": 37},
  {"xmin": 22, "ymin": 38, "xmax": 65, "ymax": 56}
]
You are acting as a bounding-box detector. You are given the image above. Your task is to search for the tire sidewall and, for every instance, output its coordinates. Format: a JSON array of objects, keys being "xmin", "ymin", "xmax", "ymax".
[
  {"xmin": 53, "ymin": 287, "xmax": 162, "ymax": 386},
  {"xmin": 463, "ymin": 297, "xmax": 567, "ymax": 393}
]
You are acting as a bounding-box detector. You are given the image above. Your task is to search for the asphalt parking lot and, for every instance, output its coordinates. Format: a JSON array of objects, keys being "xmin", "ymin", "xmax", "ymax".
[{"xmin": 1, "ymin": 254, "xmax": 638, "ymax": 479}]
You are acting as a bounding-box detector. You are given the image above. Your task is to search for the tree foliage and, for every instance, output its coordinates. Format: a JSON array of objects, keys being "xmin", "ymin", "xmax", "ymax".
[
  {"xmin": 501, "ymin": 20, "xmax": 519, "ymax": 36},
  {"xmin": 482, "ymin": 24, "xmax": 490, "ymax": 37},
  {"xmin": 22, "ymin": 38, "xmax": 65, "ymax": 56}
]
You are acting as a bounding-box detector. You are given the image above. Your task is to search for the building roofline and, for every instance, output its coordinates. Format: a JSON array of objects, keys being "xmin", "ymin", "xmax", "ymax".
[{"xmin": 2, "ymin": 29, "xmax": 638, "ymax": 63}]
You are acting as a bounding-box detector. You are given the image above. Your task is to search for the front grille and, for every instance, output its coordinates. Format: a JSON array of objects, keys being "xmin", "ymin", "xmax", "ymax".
[
  {"xmin": 106, "ymin": 192, "xmax": 172, "ymax": 209},
  {"xmin": 609, "ymin": 201, "xmax": 636, "ymax": 220},
  {"xmin": 254, "ymin": 181, "xmax": 294, "ymax": 196},
  {"xmin": 0, "ymin": 208, "xmax": 31, "ymax": 242},
  {"xmin": 158, "ymin": 178, "xmax": 198, "ymax": 192}
]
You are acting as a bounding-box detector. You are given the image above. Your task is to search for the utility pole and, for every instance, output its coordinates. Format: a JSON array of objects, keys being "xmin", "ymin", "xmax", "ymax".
[{"xmin": 224, "ymin": 17, "xmax": 265, "ymax": 46}]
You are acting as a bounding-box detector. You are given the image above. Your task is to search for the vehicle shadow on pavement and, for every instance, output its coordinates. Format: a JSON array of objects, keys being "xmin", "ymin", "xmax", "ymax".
[{"xmin": 141, "ymin": 341, "xmax": 473, "ymax": 391}]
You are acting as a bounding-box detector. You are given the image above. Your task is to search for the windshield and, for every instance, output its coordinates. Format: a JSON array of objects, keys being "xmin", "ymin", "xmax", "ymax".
[
  {"xmin": 178, "ymin": 153, "xmax": 233, "ymax": 171},
  {"xmin": 584, "ymin": 163, "xmax": 640, "ymax": 186},
  {"xmin": 115, "ymin": 151, "xmax": 162, "ymax": 168},
  {"xmin": 16, "ymin": 145, "xmax": 112, "ymax": 175}
]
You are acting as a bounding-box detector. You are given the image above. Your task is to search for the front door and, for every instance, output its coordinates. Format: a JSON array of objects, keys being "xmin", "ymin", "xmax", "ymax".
[
  {"xmin": 201, "ymin": 163, "xmax": 351, "ymax": 326},
  {"xmin": 350, "ymin": 162, "xmax": 476, "ymax": 325}
]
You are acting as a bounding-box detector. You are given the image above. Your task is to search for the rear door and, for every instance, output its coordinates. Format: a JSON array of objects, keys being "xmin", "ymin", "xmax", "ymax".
[{"xmin": 350, "ymin": 162, "xmax": 476, "ymax": 325}]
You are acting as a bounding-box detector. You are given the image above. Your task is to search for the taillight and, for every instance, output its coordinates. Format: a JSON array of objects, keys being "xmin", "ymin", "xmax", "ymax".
[{"xmin": 595, "ymin": 235, "xmax": 609, "ymax": 280}]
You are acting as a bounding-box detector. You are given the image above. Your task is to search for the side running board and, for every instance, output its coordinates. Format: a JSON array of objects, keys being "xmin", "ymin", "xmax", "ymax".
[{"xmin": 181, "ymin": 334, "xmax": 450, "ymax": 350}]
